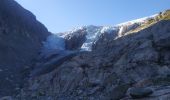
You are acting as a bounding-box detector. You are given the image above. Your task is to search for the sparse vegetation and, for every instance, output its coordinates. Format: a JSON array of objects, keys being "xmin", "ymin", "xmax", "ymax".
[
  {"xmin": 126, "ymin": 9, "xmax": 170, "ymax": 34},
  {"xmin": 161, "ymin": 10, "xmax": 170, "ymax": 20}
]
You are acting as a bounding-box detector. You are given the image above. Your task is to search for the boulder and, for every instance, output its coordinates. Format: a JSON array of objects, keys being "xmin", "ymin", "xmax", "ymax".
[
  {"xmin": 129, "ymin": 87, "xmax": 153, "ymax": 99},
  {"xmin": 0, "ymin": 96, "xmax": 13, "ymax": 100}
]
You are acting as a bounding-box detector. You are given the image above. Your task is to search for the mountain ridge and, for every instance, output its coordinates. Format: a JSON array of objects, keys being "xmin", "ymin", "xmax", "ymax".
[
  {"xmin": 42, "ymin": 10, "xmax": 170, "ymax": 53},
  {"xmin": 19, "ymin": 10, "xmax": 170, "ymax": 100},
  {"xmin": 0, "ymin": 0, "xmax": 50, "ymax": 97},
  {"xmin": 0, "ymin": 0, "xmax": 170, "ymax": 99}
]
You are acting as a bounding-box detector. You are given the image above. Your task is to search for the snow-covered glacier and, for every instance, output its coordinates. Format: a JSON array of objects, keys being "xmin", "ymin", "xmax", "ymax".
[
  {"xmin": 41, "ymin": 14, "xmax": 158, "ymax": 54},
  {"xmin": 41, "ymin": 34, "xmax": 65, "ymax": 56},
  {"xmin": 81, "ymin": 25, "xmax": 119, "ymax": 51},
  {"xmin": 42, "ymin": 25, "xmax": 118, "ymax": 53}
]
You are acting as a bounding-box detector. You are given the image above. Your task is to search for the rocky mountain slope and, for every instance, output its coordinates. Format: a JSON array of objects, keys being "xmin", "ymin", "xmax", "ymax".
[
  {"xmin": 0, "ymin": 0, "xmax": 170, "ymax": 100},
  {"xmin": 16, "ymin": 10, "xmax": 170, "ymax": 100},
  {"xmin": 0, "ymin": 0, "xmax": 50, "ymax": 97}
]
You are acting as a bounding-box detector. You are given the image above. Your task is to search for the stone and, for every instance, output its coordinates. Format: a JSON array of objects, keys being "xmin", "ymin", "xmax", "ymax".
[
  {"xmin": 0, "ymin": 96, "xmax": 12, "ymax": 100},
  {"xmin": 108, "ymin": 84, "xmax": 130, "ymax": 100},
  {"xmin": 129, "ymin": 87, "xmax": 153, "ymax": 99},
  {"xmin": 64, "ymin": 28, "xmax": 87, "ymax": 50},
  {"xmin": 1, "ymin": 3, "xmax": 170, "ymax": 99},
  {"xmin": 0, "ymin": 0, "xmax": 49, "ymax": 97},
  {"xmin": 22, "ymin": 19, "xmax": 170, "ymax": 99}
]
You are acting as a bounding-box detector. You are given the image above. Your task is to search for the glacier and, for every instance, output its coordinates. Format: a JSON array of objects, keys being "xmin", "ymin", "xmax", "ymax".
[
  {"xmin": 41, "ymin": 34, "xmax": 65, "ymax": 56},
  {"xmin": 41, "ymin": 14, "xmax": 158, "ymax": 54}
]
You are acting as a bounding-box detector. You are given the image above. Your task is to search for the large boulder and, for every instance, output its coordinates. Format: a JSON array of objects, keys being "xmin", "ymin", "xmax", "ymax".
[{"xmin": 129, "ymin": 87, "xmax": 153, "ymax": 99}]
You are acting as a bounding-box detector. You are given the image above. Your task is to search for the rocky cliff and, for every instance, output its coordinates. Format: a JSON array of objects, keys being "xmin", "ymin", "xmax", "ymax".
[
  {"xmin": 0, "ymin": 0, "xmax": 50, "ymax": 97},
  {"xmin": 1, "ymin": 0, "xmax": 170, "ymax": 100},
  {"xmin": 16, "ymin": 10, "xmax": 170, "ymax": 100}
]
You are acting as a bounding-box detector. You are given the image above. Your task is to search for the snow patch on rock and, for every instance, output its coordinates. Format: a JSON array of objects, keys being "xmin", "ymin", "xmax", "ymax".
[{"xmin": 117, "ymin": 14, "xmax": 158, "ymax": 26}]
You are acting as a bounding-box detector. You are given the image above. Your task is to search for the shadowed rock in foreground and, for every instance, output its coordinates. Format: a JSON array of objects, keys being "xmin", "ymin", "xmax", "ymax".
[{"xmin": 0, "ymin": 0, "xmax": 50, "ymax": 97}]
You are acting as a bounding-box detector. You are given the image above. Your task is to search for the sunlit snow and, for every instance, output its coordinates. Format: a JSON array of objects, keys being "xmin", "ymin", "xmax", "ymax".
[
  {"xmin": 117, "ymin": 14, "xmax": 158, "ymax": 26},
  {"xmin": 41, "ymin": 14, "xmax": 158, "ymax": 54}
]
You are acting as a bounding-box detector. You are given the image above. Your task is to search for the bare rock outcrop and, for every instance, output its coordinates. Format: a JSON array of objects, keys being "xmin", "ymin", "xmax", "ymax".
[
  {"xmin": 20, "ymin": 19, "xmax": 170, "ymax": 100},
  {"xmin": 0, "ymin": 0, "xmax": 50, "ymax": 97}
]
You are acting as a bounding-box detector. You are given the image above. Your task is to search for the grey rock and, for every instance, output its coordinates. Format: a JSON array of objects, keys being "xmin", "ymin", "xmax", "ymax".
[
  {"xmin": 108, "ymin": 84, "xmax": 130, "ymax": 100},
  {"xmin": 21, "ymin": 20, "xmax": 170, "ymax": 100},
  {"xmin": 0, "ymin": 0, "xmax": 49, "ymax": 97},
  {"xmin": 0, "ymin": 96, "xmax": 13, "ymax": 100},
  {"xmin": 31, "ymin": 51, "xmax": 80, "ymax": 77},
  {"xmin": 153, "ymin": 20, "xmax": 170, "ymax": 48},
  {"xmin": 64, "ymin": 28, "xmax": 87, "ymax": 50},
  {"xmin": 129, "ymin": 87, "xmax": 153, "ymax": 99},
  {"xmin": 129, "ymin": 88, "xmax": 153, "ymax": 99},
  {"xmin": 1, "ymin": 4, "xmax": 169, "ymax": 100},
  {"xmin": 122, "ymin": 86, "xmax": 170, "ymax": 100}
]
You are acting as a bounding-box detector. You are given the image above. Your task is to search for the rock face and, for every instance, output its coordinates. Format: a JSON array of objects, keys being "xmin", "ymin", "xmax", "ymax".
[
  {"xmin": 129, "ymin": 87, "xmax": 153, "ymax": 99},
  {"xmin": 1, "ymin": 1, "xmax": 170, "ymax": 99},
  {"xmin": 64, "ymin": 28, "xmax": 87, "ymax": 50},
  {"xmin": 0, "ymin": 0, "xmax": 50, "ymax": 97},
  {"xmin": 18, "ymin": 10, "xmax": 170, "ymax": 100}
]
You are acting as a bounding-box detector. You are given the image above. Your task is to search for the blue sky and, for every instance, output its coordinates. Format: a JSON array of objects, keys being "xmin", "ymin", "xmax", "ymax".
[{"xmin": 15, "ymin": 0, "xmax": 170, "ymax": 33}]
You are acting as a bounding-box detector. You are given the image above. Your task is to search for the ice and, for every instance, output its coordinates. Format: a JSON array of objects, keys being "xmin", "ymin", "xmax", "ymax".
[
  {"xmin": 117, "ymin": 14, "xmax": 158, "ymax": 26},
  {"xmin": 81, "ymin": 25, "xmax": 101, "ymax": 51},
  {"xmin": 41, "ymin": 34, "xmax": 65, "ymax": 55},
  {"xmin": 41, "ymin": 14, "xmax": 158, "ymax": 52}
]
